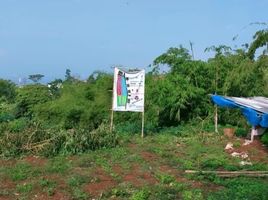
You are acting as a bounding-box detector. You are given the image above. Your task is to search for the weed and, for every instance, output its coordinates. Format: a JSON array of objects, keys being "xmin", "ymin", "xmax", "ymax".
[
  {"xmin": 130, "ymin": 189, "xmax": 150, "ymax": 200},
  {"xmin": 39, "ymin": 178, "xmax": 55, "ymax": 187},
  {"xmin": 156, "ymin": 172, "xmax": 176, "ymax": 184},
  {"xmin": 233, "ymin": 140, "xmax": 241, "ymax": 148},
  {"xmin": 39, "ymin": 178, "xmax": 56, "ymax": 196},
  {"xmin": 110, "ymin": 187, "xmax": 130, "ymax": 197},
  {"xmin": 67, "ymin": 175, "xmax": 88, "ymax": 187},
  {"xmin": 182, "ymin": 189, "xmax": 204, "ymax": 200},
  {"xmin": 207, "ymin": 177, "xmax": 268, "ymax": 200},
  {"xmin": 45, "ymin": 156, "xmax": 71, "ymax": 174},
  {"xmin": 200, "ymin": 155, "xmax": 227, "ymax": 170},
  {"xmin": 16, "ymin": 183, "xmax": 33, "ymax": 193},
  {"xmin": 8, "ymin": 162, "xmax": 32, "ymax": 181},
  {"xmin": 47, "ymin": 187, "xmax": 55, "ymax": 196},
  {"xmin": 71, "ymin": 187, "xmax": 89, "ymax": 200},
  {"xmin": 149, "ymin": 185, "xmax": 181, "ymax": 200}
]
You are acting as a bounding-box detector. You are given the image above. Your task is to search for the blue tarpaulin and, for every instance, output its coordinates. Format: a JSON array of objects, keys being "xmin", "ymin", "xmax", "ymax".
[{"xmin": 211, "ymin": 95, "xmax": 268, "ymax": 127}]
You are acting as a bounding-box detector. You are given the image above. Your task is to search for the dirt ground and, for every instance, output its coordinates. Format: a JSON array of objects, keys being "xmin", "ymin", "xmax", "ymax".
[{"xmin": 1, "ymin": 135, "xmax": 268, "ymax": 200}]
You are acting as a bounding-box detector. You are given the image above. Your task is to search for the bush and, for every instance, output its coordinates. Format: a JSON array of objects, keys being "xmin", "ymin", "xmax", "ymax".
[
  {"xmin": 61, "ymin": 123, "xmax": 118, "ymax": 154},
  {"xmin": 64, "ymin": 108, "xmax": 83, "ymax": 129},
  {"xmin": 0, "ymin": 123, "xmax": 118, "ymax": 157},
  {"xmin": 261, "ymin": 133, "xmax": 268, "ymax": 146},
  {"xmin": 235, "ymin": 127, "xmax": 248, "ymax": 137},
  {"xmin": 0, "ymin": 79, "xmax": 16, "ymax": 102},
  {"xmin": 0, "ymin": 112, "xmax": 15, "ymax": 123},
  {"xmin": 15, "ymin": 84, "xmax": 52, "ymax": 118},
  {"xmin": 8, "ymin": 118, "xmax": 28, "ymax": 133}
]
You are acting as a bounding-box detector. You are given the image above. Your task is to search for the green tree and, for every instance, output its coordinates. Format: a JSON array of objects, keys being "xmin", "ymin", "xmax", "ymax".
[
  {"xmin": 28, "ymin": 74, "xmax": 44, "ymax": 83},
  {"xmin": 0, "ymin": 79, "xmax": 16, "ymax": 102},
  {"xmin": 65, "ymin": 69, "xmax": 74, "ymax": 83},
  {"xmin": 15, "ymin": 84, "xmax": 52, "ymax": 118},
  {"xmin": 247, "ymin": 29, "xmax": 268, "ymax": 60}
]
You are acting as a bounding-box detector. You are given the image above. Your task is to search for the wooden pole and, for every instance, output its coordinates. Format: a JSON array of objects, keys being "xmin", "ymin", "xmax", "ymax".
[
  {"xmin": 215, "ymin": 105, "xmax": 218, "ymax": 133},
  {"xmin": 110, "ymin": 109, "xmax": 114, "ymax": 132},
  {"xmin": 214, "ymin": 61, "xmax": 218, "ymax": 133},
  {"xmin": 185, "ymin": 170, "xmax": 268, "ymax": 177},
  {"xmin": 141, "ymin": 111, "xmax": 145, "ymax": 138},
  {"xmin": 110, "ymin": 68, "xmax": 115, "ymax": 132}
]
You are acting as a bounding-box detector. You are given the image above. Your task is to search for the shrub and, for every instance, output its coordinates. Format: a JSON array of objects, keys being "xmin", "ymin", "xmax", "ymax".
[
  {"xmin": 15, "ymin": 84, "xmax": 52, "ymax": 118},
  {"xmin": 61, "ymin": 123, "xmax": 118, "ymax": 154},
  {"xmin": 0, "ymin": 112, "xmax": 15, "ymax": 123},
  {"xmin": 8, "ymin": 118, "xmax": 28, "ymax": 133},
  {"xmin": 0, "ymin": 123, "xmax": 118, "ymax": 157},
  {"xmin": 64, "ymin": 108, "xmax": 83, "ymax": 129},
  {"xmin": 261, "ymin": 133, "xmax": 268, "ymax": 146}
]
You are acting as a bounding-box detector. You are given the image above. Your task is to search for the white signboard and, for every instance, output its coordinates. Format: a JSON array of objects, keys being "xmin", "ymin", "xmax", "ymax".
[{"xmin": 112, "ymin": 67, "xmax": 145, "ymax": 112}]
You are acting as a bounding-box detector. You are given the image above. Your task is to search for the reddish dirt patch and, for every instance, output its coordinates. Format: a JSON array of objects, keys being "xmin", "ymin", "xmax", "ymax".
[
  {"xmin": 112, "ymin": 164, "xmax": 123, "ymax": 175},
  {"xmin": 23, "ymin": 156, "xmax": 47, "ymax": 167},
  {"xmin": 140, "ymin": 151, "xmax": 159, "ymax": 162},
  {"xmin": 48, "ymin": 191, "xmax": 69, "ymax": 200},
  {"xmin": 226, "ymin": 137, "xmax": 268, "ymax": 163},
  {"xmin": 123, "ymin": 173, "xmax": 144, "ymax": 186},
  {"xmin": 123, "ymin": 164, "xmax": 157, "ymax": 186},
  {"xmin": 0, "ymin": 178, "xmax": 16, "ymax": 199},
  {"xmin": 84, "ymin": 168, "xmax": 117, "ymax": 197},
  {"xmin": 0, "ymin": 197, "xmax": 11, "ymax": 200},
  {"xmin": 43, "ymin": 175, "xmax": 66, "ymax": 187},
  {"xmin": 128, "ymin": 143, "xmax": 137, "ymax": 149},
  {"xmin": 31, "ymin": 191, "xmax": 70, "ymax": 200},
  {"xmin": 159, "ymin": 165, "xmax": 188, "ymax": 182},
  {"xmin": 0, "ymin": 178, "xmax": 16, "ymax": 189}
]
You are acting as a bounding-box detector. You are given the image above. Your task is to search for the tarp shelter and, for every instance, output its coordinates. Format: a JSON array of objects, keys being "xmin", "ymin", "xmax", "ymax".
[{"xmin": 211, "ymin": 95, "xmax": 268, "ymax": 141}]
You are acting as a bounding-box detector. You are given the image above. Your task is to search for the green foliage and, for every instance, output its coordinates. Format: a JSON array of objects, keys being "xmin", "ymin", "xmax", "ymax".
[
  {"xmin": 45, "ymin": 156, "xmax": 71, "ymax": 173},
  {"xmin": 130, "ymin": 189, "xmax": 150, "ymax": 200},
  {"xmin": 71, "ymin": 188, "xmax": 89, "ymax": 200},
  {"xmin": 48, "ymin": 78, "xmax": 63, "ymax": 98},
  {"xmin": 8, "ymin": 118, "xmax": 28, "ymax": 133},
  {"xmin": 15, "ymin": 84, "xmax": 52, "ymax": 118},
  {"xmin": 28, "ymin": 74, "xmax": 44, "ymax": 83},
  {"xmin": 247, "ymin": 29, "xmax": 268, "ymax": 60},
  {"xmin": 0, "ymin": 120, "xmax": 118, "ymax": 157},
  {"xmin": 16, "ymin": 183, "xmax": 33, "ymax": 193},
  {"xmin": 207, "ymin": 177, "xmax": 268, "ymax": 200},
  {"xmin": 7, "ymin": 162, "xmax": 33, "ymax": 181},
  {"xmin": 39, "ymin": 178, "xmax": 57, "ymax": 196},
  {"xmin": 235, "ymin": 127, "xmax": 248, "ymax": 137},
  {"xmin": 61, "ymin": 123, "xmax": 118, "ymax": 154},
  {"xmin": 156, "ymin": 173, "xmax": 176, "ymax": 184},
  {"xmin": 67, "ymin": 175, "xmax": 88, "ymax": 187},
  {"xmin": 0, "ymin": 112, "xmax": 15, "ymax": 123},
  {"xmin": 182, "ymin": 189, "xmax": 203, "ymax": 200},
  {"xmin": 261, "ymin": 133, "xmax": 268, "ymax": 145},
  {"xmin": 0, "ymin": 79, "xmax": 16, "ymax": 102}
]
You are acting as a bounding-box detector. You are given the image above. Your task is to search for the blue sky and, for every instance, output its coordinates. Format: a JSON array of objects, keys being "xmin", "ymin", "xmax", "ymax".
[{"xmin": 0, "ymin": 0, "xmax": 268, "ymax": 81}]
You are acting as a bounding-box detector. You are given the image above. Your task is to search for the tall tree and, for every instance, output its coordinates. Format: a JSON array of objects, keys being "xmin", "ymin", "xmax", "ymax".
[
  {"xmin": 65, "ymin": 69, "xmax": 73, "ymax": 82},
  {"xmin": 247, "ymin": 29, "xmax": 268, "ymax": 60},
  {"xmin": 28, "ymin": 74, "xmax": 44, "ymax": 83}
]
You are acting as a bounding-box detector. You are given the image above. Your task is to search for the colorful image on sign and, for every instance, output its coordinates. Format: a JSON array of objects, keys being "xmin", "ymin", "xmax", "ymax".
[{"xmin": 116, "ymin": 71, "xmax": 128, "ymax": 107}]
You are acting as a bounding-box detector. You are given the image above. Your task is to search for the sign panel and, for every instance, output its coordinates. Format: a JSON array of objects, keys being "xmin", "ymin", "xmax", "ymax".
[{"xmin": 113, "ymin": 67, "xmax": 145, "ymax": 112}]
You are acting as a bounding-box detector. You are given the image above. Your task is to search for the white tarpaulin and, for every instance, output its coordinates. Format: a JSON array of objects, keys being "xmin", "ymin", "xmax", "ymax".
[{"xmin": 112, "ymin": 67, "xmax": 145, "ymax": 112}]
